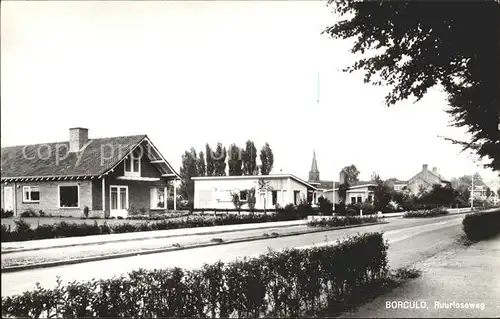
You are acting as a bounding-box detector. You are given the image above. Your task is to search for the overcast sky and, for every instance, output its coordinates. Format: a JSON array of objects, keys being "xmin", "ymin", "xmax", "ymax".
[{"xmin": 1, "ymin": 1, "xmax": 498, "ymax": 186}]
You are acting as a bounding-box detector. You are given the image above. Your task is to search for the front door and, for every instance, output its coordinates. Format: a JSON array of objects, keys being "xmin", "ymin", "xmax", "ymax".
[
  {"xmin": 110, "ymin": 186, "xmax": 128, "ymax": 217},
  {"xmin": 4, "ymin": 186, "xmax": 14, "ymax": 213}
]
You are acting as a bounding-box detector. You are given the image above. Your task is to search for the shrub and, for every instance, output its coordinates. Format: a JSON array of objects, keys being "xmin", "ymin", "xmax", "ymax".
[
  {"xmin": 1, "ymin": 224, "xmax": 13, "ymax": 241},
  {"xmin": 83, "ymin": 206, "xmax": 89, "ymax": 218},
  {"xmin": 307, "ymin": 216, "xmax": 379, "ymax": 228},
  {"xmin": 1, "ymin": 233, "xmax": 389, "ymax": 318},
  {"xmin": 344, "ymin": 207, "xmax": 358, "ymax": 216},
  {"xmin": 20, "ymin": 209, "xmax": 37, "ymax": 218},
  {"xmin": 334, "ymin": 203, "xmax": 346, "ymax": 215},
  {"xmin": 274, "ymin": 204, "xmax": 298, "ymax": 221},
  {"xmin": 1, "ymin": 208, "xmax": 14, "ymax": 218},
  {"xmin": 462, "ymin": 209, "xmax": 500, "ymax": 241},
  {"xmin": 14, "ymin": 219, "xmax": 34, "ymax": 241},
  {"xmin": 297, "ymin": 202, "xmax": 313, "ymax": 219},
  {"xmin": 403, "ymin": 207, "xmax": 449, "ymax": 218},
  {"xmin": 1, "ymin": 208, "xmax": 310, "ymax": 242},
  {"xmin": 360, "ymin": 201, "xmax": 376, "ymax": 215},
  {"xmin": 318, "ymin": 197, "xmax": 334, "ymax": 215}
]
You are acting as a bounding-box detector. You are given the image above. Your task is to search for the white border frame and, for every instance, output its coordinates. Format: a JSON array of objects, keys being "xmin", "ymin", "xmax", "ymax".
[{"xmin": 57, "ymin": 184, "xmax": 80, "ymax": 209}]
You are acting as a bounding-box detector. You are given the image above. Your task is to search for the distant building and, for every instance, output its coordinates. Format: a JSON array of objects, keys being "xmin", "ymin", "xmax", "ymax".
[
  {"xmin": 386, "ymin": 178, "xmax": 408, "ymax": 192},
  {"xmin": 192, "ymin": 174, "xmax": 319, "ymax": 210},
  {"xmin": 407, "ymin": 164, "xmax": 451, "ymax": 195}
]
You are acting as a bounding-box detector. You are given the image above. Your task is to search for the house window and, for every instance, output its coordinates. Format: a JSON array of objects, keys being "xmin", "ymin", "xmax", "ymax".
[
  {"xmin": 59, "ymin": 185, "xmax": 79, "ymax": 208},
  {"xmin": 240, "ymin": 190, "xmax": 248, "ymax": 201},
  {"xmin": 368, "ymin": 195, "xmax": 373, "ymax": 203},
  {"xmin": 294, "ymin": 190, "xmax": 300, "ymax": 205},
  {"xmin": 23, "ymin": 186, "xmax": 40, "ymax": 203},
  {"xmin": 357, "ymin": 196, "xmax": 362, "ymax": 203},
  {"xmin": 150, "ymin": 187, "xmax": 167, "ymax": 209},
  {"xmin": 272, "ymin": 190, "xmax": 278, "ymax": 206},
  {"xmin": 351, "ymin": 197, "xmax": 356, "ymax": 204},
  {"xmin": 124, "ymin": 152, "xmax": 141, "ymax": 177}
]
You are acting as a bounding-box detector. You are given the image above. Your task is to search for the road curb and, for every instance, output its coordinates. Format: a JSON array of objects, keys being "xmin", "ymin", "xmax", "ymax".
[
  {"xmin": 1, "ymin": 221, "xmax": 387, "ymax": 273},
  {"xmin": 1, "ymin": 221, "xmax": 307, "ymax": 254}
]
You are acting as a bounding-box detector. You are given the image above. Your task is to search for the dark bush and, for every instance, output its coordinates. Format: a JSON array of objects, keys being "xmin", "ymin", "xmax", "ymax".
[
  {"xmin": 1, "ymin": 233, "xmax": 389, "ymax": 318},
  {"xmin": 83, "ymin": 206, "xmax": 89, "ymax": 218},
  {"xmin": 14, "ymin": 219, "xmax": 34, "ymax": 241},
  {"xmin": 38, "ymin": 210, "xmax": 46, "ymax": 217},
  {"xmin": 307, "ymin": 216, "xmax": 379, "ymax": 228},
  {"xmin": 360, "ymin": 201, "xmax": 376, "ymax": 215},
  {"xmin": 20, "ymin": 209, "xmax": 37, "ymax": 218},
  {"xmin": 318, "ymin": 197, "xmax": 334, "ymax": 215},
  {"xmin": 1, "ymin": 207, "xmax": 311, "ymax": 242},
  {"xmin": 1, "ymin": 208, "xmax": 14, "ymax": 218},
  {"xmin": 344, "ymin": 207, "xmax": 358, "ymax": 216},
  {"xmin": 297, "ymin": 202, "xmax": 313, "ymax": 219},
  {"xmin": 403, "ymin": 207, "xmax": 449, "ymax": 218},
  {"xmin": 1, "ymin": 224, "xmax": 12, "ymax": 241},
  {"xmin": 334, "ymin": 203, "xmax": 346, "ymax": 215},
  {"xmin": 462, "ymin": 209, "xmax": 500, "ymax": 241}
]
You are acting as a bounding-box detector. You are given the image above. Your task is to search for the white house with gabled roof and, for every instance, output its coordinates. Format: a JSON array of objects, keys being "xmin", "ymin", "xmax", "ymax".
[{"xmin": 192, "ymin": 174, "xmax": 319, "ymax": 210}]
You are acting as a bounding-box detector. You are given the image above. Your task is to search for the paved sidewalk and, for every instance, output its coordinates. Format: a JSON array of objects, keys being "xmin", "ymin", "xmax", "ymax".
[
  {"xmin": 1, "ymin": 219, "xmax": 306, "ymax": 252},
  {"xmin": 341, "ymin": 236, "xmax": 500, "ymax": 318}
]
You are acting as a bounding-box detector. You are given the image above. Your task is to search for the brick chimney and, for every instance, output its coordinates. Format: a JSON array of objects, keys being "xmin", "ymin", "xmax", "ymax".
[
  {"xmin": 69, "ymin": 127, "xmax": 89, "ymax": 152},
  {"xmin": 422, "ymin": 164, "xmax": 428, "ymax": 171},
  {"xmin": 432, "ymin": 167, "xmax": 438, "ymax": 174}
]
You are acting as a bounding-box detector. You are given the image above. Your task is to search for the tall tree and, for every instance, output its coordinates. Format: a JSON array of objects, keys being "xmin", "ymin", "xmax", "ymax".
[
  {"xmin": 179, "ymin": 148, "xmax": 198, "ymax": 203},
  {"xmin": 259, "ymin": 143, "xmax": 274, "ymax": 175},
  {"xmin": 242, "ymin": 140, "xmax": 258, "ymax": 175},
  {"xmin": 205, "ymin": 143, "xmax": 216, "ymax": 176},
  {"xmin": 213, "ymin": 142, "xmax": 227, "ymax": 176},
  {"xmin": 371, "ymin": 173, "xmax": 393, "ymax": 212},
  {"xmin": 486, "ymin": 187, "xmax": 492, "ymax": 198},
  {"xmin": 228, "ymin": 144, "xmax": 243, "ymax": 176},
  {"xmin": 196, "ymin": 151, "xmax": 206, "ymax": 177},
  {"xmin": 324, "ymin": 1, "xmax": 500, "ymax": 171},
  {"xmin": 342, "ymin": 165, "xmax": 360, "ymax": 183}
]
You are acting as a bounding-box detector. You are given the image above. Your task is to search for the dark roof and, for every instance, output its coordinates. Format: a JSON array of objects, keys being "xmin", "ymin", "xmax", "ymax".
[
  {"xmin": 386, "ymin": 178, "xmax": 408, "ymax": 184},
  {"xmin": 317, "ymin": 180, "xmax": 335, "ymax": 189},
  {"xmin": 1, "ymin": 134, "xmax": 177, "ymax": 179},
  {"xmin": 428, "ymin": 170, "xmax": 450, "ymax": 183}
]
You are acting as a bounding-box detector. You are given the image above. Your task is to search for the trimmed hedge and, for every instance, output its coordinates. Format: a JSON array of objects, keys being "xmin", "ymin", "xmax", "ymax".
[
  {"xmin": 403, "ymin": 207, "xmax": 449, "ymax": 218},
  {"xmin": 307, "ymin": 216, "xmax": 379, "ymax": 228},
  {"xmin": 1, "ymin": 213, "xmax": 303, "ymax": 242},
  {"xmin": 462, "ymin": 209, "xmax": 500, "ymax": 241},
  {"xmin": 1, "ymin": 208, "xmax": 14, "ymax": 218},
  {"xmin": 1, "ymin": 232, "xmax": 388, "ymax": 318}
]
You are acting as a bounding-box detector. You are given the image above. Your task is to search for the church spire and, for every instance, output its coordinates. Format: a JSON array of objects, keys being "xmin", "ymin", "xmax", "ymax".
[{"xmin": 309, "ymin": 151, "xmax": 320, "ymax": 183}]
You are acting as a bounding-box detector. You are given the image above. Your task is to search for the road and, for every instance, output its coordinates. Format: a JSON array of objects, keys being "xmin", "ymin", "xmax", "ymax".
[{"xmin": 1, "ymin": 214, "xmax": 467, "ymax": 297}]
